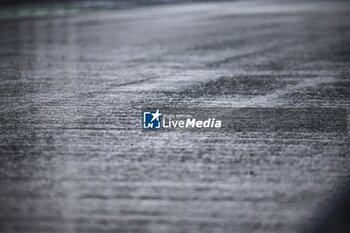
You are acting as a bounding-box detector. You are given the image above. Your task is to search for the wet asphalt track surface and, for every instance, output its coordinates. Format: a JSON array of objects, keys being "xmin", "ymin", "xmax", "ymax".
[{"xmin": 0, "ymin": 1, "xmax": 350, "ymax": 233}]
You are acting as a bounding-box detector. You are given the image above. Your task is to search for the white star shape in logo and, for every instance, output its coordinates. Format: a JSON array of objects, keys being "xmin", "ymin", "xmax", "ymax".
[{"xmin": 150, "ymin": 109, "xmax": 161, "ymax": 122}]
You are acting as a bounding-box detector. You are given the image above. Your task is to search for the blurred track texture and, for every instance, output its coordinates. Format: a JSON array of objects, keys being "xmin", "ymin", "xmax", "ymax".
[{"xmin": 0, "ymin": 1, "xmax": 350, "ymax": 233}]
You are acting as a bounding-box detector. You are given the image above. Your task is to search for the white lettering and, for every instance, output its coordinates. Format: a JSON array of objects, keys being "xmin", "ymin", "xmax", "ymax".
[{"xmin": 186, "ymin": 119, "xmax": 196, "ymax": 127}]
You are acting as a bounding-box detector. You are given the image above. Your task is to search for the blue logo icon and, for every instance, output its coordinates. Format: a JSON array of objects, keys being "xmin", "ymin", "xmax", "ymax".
[{"xmin": 143, "ymin": 109, "xmax": 162, "ymax": 129}]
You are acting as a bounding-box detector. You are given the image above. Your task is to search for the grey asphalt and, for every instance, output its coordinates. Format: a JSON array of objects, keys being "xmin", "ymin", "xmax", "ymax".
[{"xmin": 0, "ymin": 1, "xmax": 350, "ymax": 233}]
